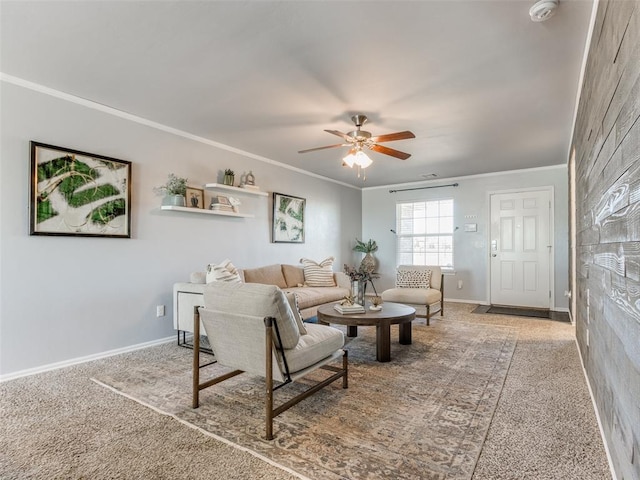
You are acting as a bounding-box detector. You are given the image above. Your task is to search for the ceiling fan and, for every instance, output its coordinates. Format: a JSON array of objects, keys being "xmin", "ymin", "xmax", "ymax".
[{"xmin": 298, "ymin": 115, "xmax": 415, "ymax": 164}]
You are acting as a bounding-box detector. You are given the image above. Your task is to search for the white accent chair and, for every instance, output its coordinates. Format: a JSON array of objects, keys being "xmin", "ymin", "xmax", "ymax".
[
  {"xmin": 192, "ymin": 282, "xmax": 348, "ymax": 440},
  {"xmin": 381, "ymin": 265, "xmax": 444, "ymax": 326}
]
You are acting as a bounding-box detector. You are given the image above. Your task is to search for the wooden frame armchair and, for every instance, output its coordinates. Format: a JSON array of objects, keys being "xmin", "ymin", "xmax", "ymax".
[
  {"xmin": 381, "ymin": 265, "xmax": 444, "ymax": 326},
  {"xmin": 192, "ymin": 283, "xmax": 348, "ymax": 440}
]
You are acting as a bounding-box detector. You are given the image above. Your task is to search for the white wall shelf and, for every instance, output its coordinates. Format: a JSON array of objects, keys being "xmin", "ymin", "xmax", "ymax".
[
  {"xmin": 160, "ymin": 205, "xmax": 254, "ymax": 218},
  {"xmin": 203, "ymin": 183, "xmax": 268, "ymax": 197}
]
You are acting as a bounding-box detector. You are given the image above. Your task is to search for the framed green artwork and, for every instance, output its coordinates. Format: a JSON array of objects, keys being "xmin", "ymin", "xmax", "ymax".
[
  {"xmin": 29, "ymin": 141, "xmax": 132, "ymax": 238},
  {"xmin": 272, "ymin": 192, "xmax": 305, "ymax": 243}
]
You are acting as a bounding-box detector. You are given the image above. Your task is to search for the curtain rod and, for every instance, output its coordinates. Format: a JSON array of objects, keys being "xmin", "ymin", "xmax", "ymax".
[{"xmin": 389, "ymin": 182, "xmax": 459, "ymax": 193}]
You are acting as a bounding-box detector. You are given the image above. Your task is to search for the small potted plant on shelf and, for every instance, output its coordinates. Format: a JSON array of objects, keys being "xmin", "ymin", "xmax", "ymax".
[
  {"xmin": 154, "ymin": 173, "xmax": 188, "ymax": 207},
  {"xmin": 223, "ymin": 169, "xmax": 235, "ymax": 186}
]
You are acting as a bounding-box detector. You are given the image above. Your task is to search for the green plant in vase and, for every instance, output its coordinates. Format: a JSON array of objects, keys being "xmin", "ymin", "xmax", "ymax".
[
  {"xmin": 154, "ymin": 173, "xmax": 188, "ymax": 207},
  {"xmin": 223, "ymin": 169, "xmax": 235, "ymax": 186},
  {"xmin": 353, "ymin": 238, "xmax": 378, "ymax": 274}
]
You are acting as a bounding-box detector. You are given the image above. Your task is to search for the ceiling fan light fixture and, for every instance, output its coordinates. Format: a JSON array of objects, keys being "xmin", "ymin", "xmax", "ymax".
[
  {"xmin": 355, "ymin": 150, "xmax": 372, "ymax": 168},
  {"xmin": 343, "ymin": 150, "xmax": 357, "ymax": 168}
]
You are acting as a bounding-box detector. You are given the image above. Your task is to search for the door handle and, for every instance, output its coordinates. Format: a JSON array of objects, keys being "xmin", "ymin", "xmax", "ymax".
[{"xmin": 491, "ymin": 254, "xmax": 497, "ymax": 257}]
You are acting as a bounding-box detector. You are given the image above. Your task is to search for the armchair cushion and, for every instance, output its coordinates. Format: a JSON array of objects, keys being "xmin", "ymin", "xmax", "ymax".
[
  {"xmin": 382, "ymin": 287, "xmax": 441, "ymax": 305},
  {"xmin": 283, "ymin": 323, "xmax": 345, "ymax": 374},
  {"xmin": 204, "ymin": 282, "xmax": 300, "ymax": 349}
]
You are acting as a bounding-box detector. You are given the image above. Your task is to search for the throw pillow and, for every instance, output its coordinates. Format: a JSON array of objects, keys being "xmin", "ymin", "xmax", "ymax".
[
  {"xmin": 285, "ymin": 291, "xmax": 308, "ymax": 335},
  {"xmin": 300, "ymin": 257, "xmax": 336, "ymax": 287},
  {"xmin": 206, "ymin": 259, "xmax": 242, "ymax": 284},
  {"xmin": 396, "ymin": 268, "xmax": 432, "ymax": 289},
  {"xmin": 282, "ymin": 264, "xmax": 305, "ymax": 288}
]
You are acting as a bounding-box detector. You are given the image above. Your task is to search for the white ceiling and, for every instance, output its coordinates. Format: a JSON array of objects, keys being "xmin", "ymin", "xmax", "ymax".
[{"xmin": 0, "ymin": 1, "xmax": 593, "ymax": 187}]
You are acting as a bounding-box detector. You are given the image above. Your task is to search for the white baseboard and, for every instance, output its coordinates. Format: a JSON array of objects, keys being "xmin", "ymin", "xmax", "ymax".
[
  {"xmin": 444, "ymin": 298, "xmax": 490, "ymax": 305},
  {"xmin": 574, "ymin": 338, "xmax": 618, "ymax": 480},
  {"xmin": 0, "ymin": 336, "xmax": 175, "ymax": 383}
]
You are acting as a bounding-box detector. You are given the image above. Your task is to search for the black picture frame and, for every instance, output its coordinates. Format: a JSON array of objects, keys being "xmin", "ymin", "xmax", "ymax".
[
  {"xmin": 272, "ymin": 192, "xmax": 305, "ymax": 243},
  {"xmin": 29, "ymin": 141, "xmax": 132, "ymax": 238}
]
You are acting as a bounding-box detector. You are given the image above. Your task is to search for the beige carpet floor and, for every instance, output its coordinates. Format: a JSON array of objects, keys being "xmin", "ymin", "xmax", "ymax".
[{"xmin": 0, "ymin": 303, "xmax": 611, "ymax": 479}]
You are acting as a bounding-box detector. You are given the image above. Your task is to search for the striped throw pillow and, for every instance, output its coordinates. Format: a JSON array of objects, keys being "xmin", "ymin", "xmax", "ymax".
[
  {"xmin": 396, "ymin": 268, "xmax": 432, "ymax": 289},
  {"xmin": 300, "ymin": 257, "xmax": 336, "ymax": 287},
  {"xmin": 206, "ymin": 259, "xmax": 242, "ymax": 284}
]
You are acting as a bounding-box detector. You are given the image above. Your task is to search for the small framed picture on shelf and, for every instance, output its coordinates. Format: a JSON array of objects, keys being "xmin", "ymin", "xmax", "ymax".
[{"xmin": 185, "ymin": 187, "xmax": 204, "ymax": 209}]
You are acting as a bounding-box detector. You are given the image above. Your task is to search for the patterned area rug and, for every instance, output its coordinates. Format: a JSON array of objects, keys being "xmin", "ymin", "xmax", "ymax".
[{"xmin": 94, "ymin": 320, "xmax": 517, "ymax": 480}]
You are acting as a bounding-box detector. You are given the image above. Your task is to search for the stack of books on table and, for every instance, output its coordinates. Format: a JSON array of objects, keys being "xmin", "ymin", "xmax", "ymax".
[{"xmin": 334, "ymin": 303, "xmax": 365, "ymax": 314}]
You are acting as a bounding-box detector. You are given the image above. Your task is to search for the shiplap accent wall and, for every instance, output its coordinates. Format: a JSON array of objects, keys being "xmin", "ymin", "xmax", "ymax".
[{"xmin": 572, "ymin": 1, "xmax": 639, "ymax": 479}]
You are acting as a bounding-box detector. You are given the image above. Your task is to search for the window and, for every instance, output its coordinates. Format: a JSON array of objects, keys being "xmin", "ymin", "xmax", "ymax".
[{"xmin": 396, "ymin": 199, "xmax": 454, "ymax": 269}]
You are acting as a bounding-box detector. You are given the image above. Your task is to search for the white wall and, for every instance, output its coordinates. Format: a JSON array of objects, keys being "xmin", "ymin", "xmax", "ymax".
[
  {"xmin": 362, "ymin": 166, "xmax": 569, "ymax": 308},
  {"xmin": 0, "ymin": 80, "xmax": 362, "ymax": 376}
]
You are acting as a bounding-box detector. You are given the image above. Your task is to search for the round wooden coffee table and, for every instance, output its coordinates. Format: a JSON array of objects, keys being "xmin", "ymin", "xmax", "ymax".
[{"xmin": 317, "ymin": 302, "xmax": 416, "ymax": 362}]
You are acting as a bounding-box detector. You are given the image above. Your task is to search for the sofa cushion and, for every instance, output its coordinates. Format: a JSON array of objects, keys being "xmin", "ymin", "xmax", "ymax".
[
  {"xmin": 203, "ymin": 282, "xmax": 299, "ymax": 349},
  {"xmin": 282, "ymin": 264, "xmax": 305, "ymax": 287},
  {"xmin": 285, "ymin": 291, "xmax": 307, "ymax": 335},
  {"xmin": 243, "ymin": 264, "xmax": 287, "ymax": 289},
  {"xmin": 300, "ymin": 257, "xmax": 336, "ymax": 287},
  {"xmin": 206, "ymin": 259, "xmax": 242, "ymax": 284},
  {"xmin": 283, "ymin": 323, "xmax": 344, "ymax": 374},
  {"xmin": 396, "ymin": 267, "xmax": 432, "ymax": 289},
  {"xmin": 284, "ymin": 286, "xmax": 349, "ymax": 310}
]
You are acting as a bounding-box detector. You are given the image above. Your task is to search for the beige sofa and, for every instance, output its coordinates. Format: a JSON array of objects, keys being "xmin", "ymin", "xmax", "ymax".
[{"xmin": 173, "ymin": 263, "xmax": 351, "ymax": 335}]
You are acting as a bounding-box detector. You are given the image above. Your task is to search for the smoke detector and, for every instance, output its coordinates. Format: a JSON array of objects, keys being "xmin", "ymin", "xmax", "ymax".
[{"xmin": 529, "ymin": 0, "xmax": 558, "ymax": 22}]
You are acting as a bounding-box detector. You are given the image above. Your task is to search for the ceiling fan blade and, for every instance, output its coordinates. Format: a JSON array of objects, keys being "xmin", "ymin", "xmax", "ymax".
[
  {"xmin": 324, "ymin": 129, "xmax": 354, "ymax": 142},
  {"xmin": 369, "ymin": 131, "xmax": 415, "ymax": 143},
  {"xmin": 298, "ymin": 143, "xmax": 347, "ymax": 154},
  {"xmin": 368, "ymin": 143, "xmax": 412, "ymax": 160}
]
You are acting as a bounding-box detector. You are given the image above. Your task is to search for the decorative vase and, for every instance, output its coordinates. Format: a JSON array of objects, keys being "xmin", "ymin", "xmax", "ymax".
[
  {"xmin": 223, "ymin": 174, "xmax": 234, "ymax": 186},
  {"xmin": 351, "ymin": 279, "xmax": 366, "ymax": 306},
  {"xmin": 162, "ymin": 194, "xmax": 186, "ymax": 207},
  {"xmin": 359, "ymin": 252, "xmax": 376, "ymax": 274}
]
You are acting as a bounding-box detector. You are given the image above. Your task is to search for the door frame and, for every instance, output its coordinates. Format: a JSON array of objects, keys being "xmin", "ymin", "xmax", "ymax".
[{"xmin": 486, "ymin": 186, "xmax": 555, "ymax": 310}]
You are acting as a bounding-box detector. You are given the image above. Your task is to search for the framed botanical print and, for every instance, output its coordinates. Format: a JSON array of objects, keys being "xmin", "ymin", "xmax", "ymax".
[
  {"xmin": 272, "ymin": 192, "xmax": 305, "ymax": 243},
  {"xmin": 30, "ymin": 141, "xmax": 132, "ymax": 238},
  {"xmin": 186, "ymin": 187, "xmax": 205, "ymax": 209}
]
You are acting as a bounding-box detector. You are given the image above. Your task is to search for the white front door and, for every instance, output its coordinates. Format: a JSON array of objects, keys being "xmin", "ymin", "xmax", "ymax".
[{"xmin": 490, "ymin": 189, "xmax": 552, "ymax": 308}]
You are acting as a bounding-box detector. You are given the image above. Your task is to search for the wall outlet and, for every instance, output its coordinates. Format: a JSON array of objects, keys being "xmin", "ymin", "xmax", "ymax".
[
  {"xmin": 457, "ymin": 280, "xmax": 463, "ymax": 290},
  {"xmin": 156, "ymin": 305, "xmax": 165, "ymax": 317}
]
